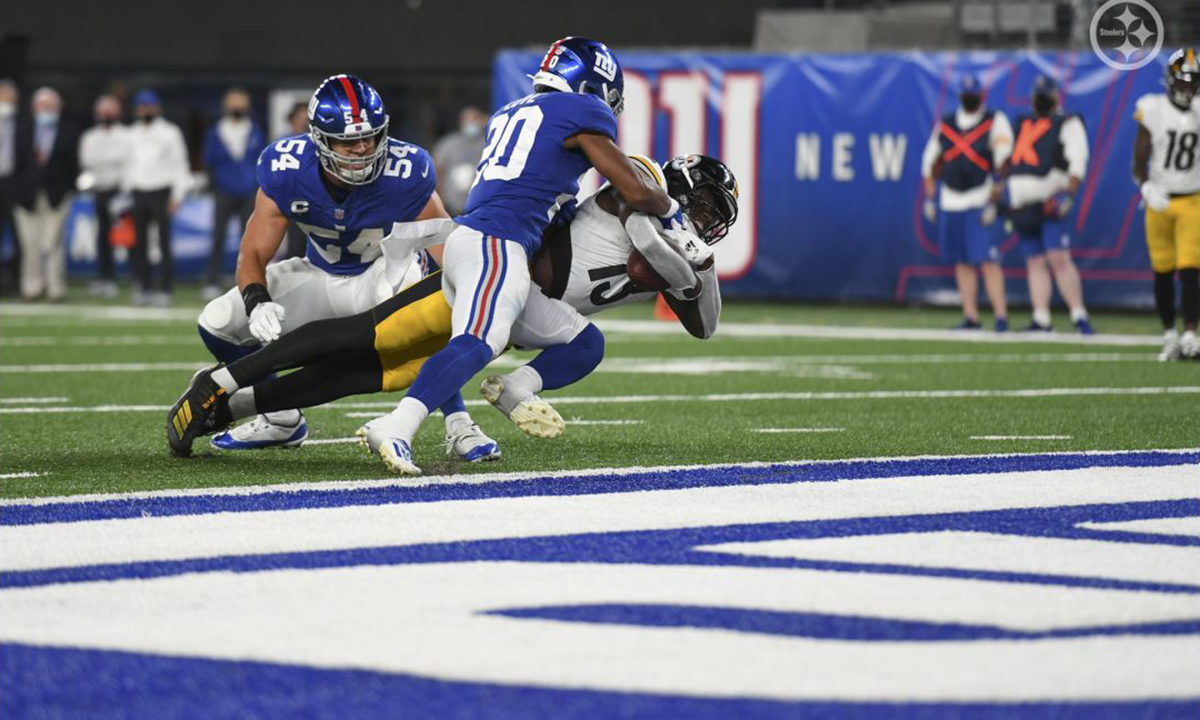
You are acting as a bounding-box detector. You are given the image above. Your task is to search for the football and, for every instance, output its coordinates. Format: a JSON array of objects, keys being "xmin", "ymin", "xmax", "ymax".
[{"xmin": 626, "ymin": 250, "xmax": 669, "ymax": 291}]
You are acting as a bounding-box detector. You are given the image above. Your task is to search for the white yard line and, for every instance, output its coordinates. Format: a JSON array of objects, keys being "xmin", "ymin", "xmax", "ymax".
[
  {"xmin": 0, "ymin": 472, "xmax": 44, "ymax": 480},
  {"xmin": 0, "ymin": 335, "xmax": 197, "ymax": 347},
  {"xmin": 304, "ymin": 437, "xmax": 361, "ymax": 446},
  {"xmin": 0, "ymin": 362, "xmax": 206, "ymax": 374},
  {"xmin": 595, "ymin": 319, "xmax": 1162, "ymax": 347},
  {"xmin": 0, "ymin": 304, "xmax": 197, "ymax": 322},
  {"xmin": 0, "ymin": 397, "xmax": 69, "ymax": 404},
  {"xmin": 4, "ymin": 386, "xmax": 1197, "ymax": 416},
  {"xmin": 754, "ymin": 427, "xmax": 846, "ymax": 433},
  {"xmin": 2, "ymin": 447, "xmax": 1194, "ymax": 508},
  {"xmin": 971, "ymin": 435, "xmax": 1074, "ymax": 441}
]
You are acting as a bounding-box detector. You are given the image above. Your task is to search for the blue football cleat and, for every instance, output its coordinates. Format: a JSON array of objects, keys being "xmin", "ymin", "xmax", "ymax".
[
  {"xmin": 952, "ymin": 318, "xmax": 983, "ymax": 330},
  {"xmin": 1074, "ymin": 317, "xmax": 1095, "ymax": 335},
  {"xmin": 994, "ymin": 317, "xmax": 1008, "ymax": 333},
  {"xmin": 1022, "ymin": 321, "xmax": 1053, "ymax": 333},
  {"xmin": 211, "ymin": 413, "xmax": 307, "ymax": 450}
]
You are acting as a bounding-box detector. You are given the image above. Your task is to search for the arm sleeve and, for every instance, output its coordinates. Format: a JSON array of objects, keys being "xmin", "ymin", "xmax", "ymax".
[
  {"xmin": 623, "ymin": 212, "xmax": 698, "ymax": 292},
  {"xmin": 990, "ymin": 112, "xmax": 1014, "ymax": 168},
  {"xmin": 663, "ymin": 261, "xmax": 721, "ymax": 339},
  {"xmin": 920, "ymin": 124, "xmax": 942, "ymax": 179},
  {"xmin": 1062, "ymin": 116, "xmax": 1090, "ymax": 180}
]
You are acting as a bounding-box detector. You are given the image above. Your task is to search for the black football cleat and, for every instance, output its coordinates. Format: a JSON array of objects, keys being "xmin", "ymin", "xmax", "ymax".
[{"xmin": 166, "ymin": 367, "xmax": 232, "ymax": 458}]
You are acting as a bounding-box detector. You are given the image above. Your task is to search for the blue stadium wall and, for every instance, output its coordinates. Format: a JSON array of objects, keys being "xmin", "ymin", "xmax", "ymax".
[{"xmin": 494, "ymin": 49, "xmax": 1176, "ymax": 308}]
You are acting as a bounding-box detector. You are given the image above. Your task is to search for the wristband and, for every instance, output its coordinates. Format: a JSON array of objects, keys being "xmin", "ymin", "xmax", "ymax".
[{"xmin": 241, "ymin": 283, "xmax": 272, "ymax": 315}]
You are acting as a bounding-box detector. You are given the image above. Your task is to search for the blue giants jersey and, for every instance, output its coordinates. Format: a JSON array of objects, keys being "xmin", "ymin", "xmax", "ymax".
[
  {"xmin": 256, "ymin": 134, "xmax": 436, "ymax": 275},
  {"xmin": 455, "ymin": 90, "xmax": 618, "ymax": 253}
]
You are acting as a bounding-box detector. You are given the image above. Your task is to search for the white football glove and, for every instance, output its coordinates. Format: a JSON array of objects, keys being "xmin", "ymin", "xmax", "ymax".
[
  {"xmin": 662, "ymin": 227, "xmax": 713, "ymax": 268},
  {"xmin": 1140, "ymin": 181, "xmax": 1171, "ymax": 213},
  {"xmin": 248, "ymin": 302, "xmax": 286, "ymax": 344},
  {"xmin": 923, "ymin": 197, "xmax": 937, "ymax": 223}
]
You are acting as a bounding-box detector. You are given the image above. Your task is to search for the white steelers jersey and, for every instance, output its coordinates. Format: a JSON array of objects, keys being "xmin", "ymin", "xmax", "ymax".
[
  {"xmin": 1135, "ymin": 93, "xmax": 1200, "ymax": 195},
  {"xmin": 545, "ymin": 155, "xmax": 670, "ymax": 314}
]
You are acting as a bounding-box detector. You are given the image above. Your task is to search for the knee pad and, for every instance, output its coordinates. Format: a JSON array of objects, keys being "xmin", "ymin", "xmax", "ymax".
[
  {"xmin": 573, "ymin": 323, "xmax": 605, "ymax": 367},
  {"xmin": 198, "ymin": 292, "xmax": 244, "ymax": 343}
]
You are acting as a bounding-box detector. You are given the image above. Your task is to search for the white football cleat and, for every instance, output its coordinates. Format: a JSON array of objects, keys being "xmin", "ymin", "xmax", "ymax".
[
  {"xmin": 211, "ymin": 411, "xmax": 307, "ymax": 450},
  {"xmin": 480, "ymin": 375, "xmax": 565, "ymax": 439},
  {"xmin": 444, "ymin": 417, "xmax": 501, "ymax": 462},
  {"xmin": 1180, "ymin": 331, "xmax": 1199, "ymax": 360},
  {"xmin": 380, "ymin": 438, "xmax": 421, "ymax": 476},
  {"xmin": 1159, "ymin": 331, "xmax": 1182, "ymax": 362}
]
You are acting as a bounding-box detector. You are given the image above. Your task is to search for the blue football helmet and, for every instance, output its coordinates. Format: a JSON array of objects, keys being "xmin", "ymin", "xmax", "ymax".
[
  {"xmin": 531, "ymin": 37, "xmax": 624, "ymax": 116},
  {"xmin": 308, "ymin": 74, "xmax": 389, "ymax": 185}
]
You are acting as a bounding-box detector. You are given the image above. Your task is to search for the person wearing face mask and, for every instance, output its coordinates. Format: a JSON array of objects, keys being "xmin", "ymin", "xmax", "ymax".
[
  {"xmin": 993, "ymin": 75, "xmax": 1093, "ymax": 334},
  {"xmin": 0, "ymin": 80, "xmax": 19, "ymax": 297},
  {"xmin": 123, "ymin": 89, "xmax": 190, "ymax": 307},
  {"xmin": 431, "ymin": 106, "xmax": 488, "ymax": 217},
  {"xmin": 921, "ymin": 75, "xmax": 1013, "ymax": 332},
  {"xmin": 78, "ymin": 94, "xmax": 130, "ymax": 297},
  {"xmin": 202, "ymin": 88, "xmax": 266, "ymax": 300},
  {"xmin": 12, "ymin": 86, "xmax": 79, "ymax": 302}
]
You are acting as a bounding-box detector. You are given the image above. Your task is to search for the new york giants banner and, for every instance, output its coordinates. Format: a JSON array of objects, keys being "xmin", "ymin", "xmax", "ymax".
[{"xmin": 495, "ymin": 49, "xmax": 1178, "ymax": 307}]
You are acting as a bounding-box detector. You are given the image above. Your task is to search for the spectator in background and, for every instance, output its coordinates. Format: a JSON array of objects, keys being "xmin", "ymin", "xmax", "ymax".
[
  {"xmin": 432, "ymin": 106, "xmax": 487, "ymax": 216},
  {"xmin": 921, "ymin": 75, "xmax": 1013, "ymax": 332},
  {"xmin": 994, "ymin": 76, "xmax": 1092, "ymax": 334},
  {"xmin": 125, "ymin": 89, "xmax": 189, "ymax": 307},
  {"xmin": 281, "ymin": 101, "xmax": 309, "ymax": 259},
  {"xmin": 13, "ymin": 87, "xmax": 79, "ymax": 302},
  {"xmin": 203, "ymin": 87, "xmax": 266, "ymax": 300},
  {"xmin": 0, "ymin": 80, "xmax": 18, "ymax": 296},
  {"xmin": 78, "ymin": 94, "xmax": 129, "ymax": 297}
]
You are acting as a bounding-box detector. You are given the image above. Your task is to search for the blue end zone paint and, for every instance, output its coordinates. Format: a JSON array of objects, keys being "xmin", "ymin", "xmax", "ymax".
[
  {"xmin": 5, "ymin": 500, "xmax": 1199, "ymax": 593},
  {"xmin": 3, "ymin": 644, "xmax": 1198, "ymax": 720},
  {"xmin": 489, "ymin": 605, "xmax": 1200, "ymax": 641},
  {"xmin": 4, "ymin": 450, "xmax": 1197, "ymax": 526}
]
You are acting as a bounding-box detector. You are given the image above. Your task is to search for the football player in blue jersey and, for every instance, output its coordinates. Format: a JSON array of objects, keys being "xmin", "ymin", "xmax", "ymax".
[
  {"xmin": 362, "ymin": 37, "xmax": 683, "ymax": 475},
  {"xmin": 173, "ymin": 74, "xmax": 499, "ymax": 461}
]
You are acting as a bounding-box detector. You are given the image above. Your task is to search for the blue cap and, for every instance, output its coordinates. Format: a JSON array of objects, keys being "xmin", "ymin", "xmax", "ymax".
[
  {"xmin": 959, "ymin": 75, "xmax": 982, "ymax": 95},
  {"xmin": 133, "ymin": 89, "xmax": 160, "ymax": 107},
  {"xmin": 1032, "ymin": 75, "xmax": 1058, "ymax": 97}
]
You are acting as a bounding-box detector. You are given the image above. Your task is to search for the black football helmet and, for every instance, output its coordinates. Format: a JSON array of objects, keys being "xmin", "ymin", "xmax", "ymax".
[
  {"xmin": 1165, "ymin": 48, "xmax": 1199, "ymax": 110},
  {"xmin": 662, "ymin": 154, "xmax": 739, "ymax": 245}
]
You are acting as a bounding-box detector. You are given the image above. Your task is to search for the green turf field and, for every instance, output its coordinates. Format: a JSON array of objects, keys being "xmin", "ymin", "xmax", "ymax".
[{"xmin": 1, "ymin": 287, "xmax": 1196, "ymax": 500}]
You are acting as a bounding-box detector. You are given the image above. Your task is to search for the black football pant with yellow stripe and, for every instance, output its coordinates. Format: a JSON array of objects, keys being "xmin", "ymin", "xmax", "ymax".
[{"xmin": 224, "ymin": 272, "xmax": 452, "ymax": 413}]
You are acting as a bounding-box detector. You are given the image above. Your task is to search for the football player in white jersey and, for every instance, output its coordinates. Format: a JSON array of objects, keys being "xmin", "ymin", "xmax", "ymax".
[
  {"xmin": 166, "ymin": 155, "xmax": 735, "ymax": 469},
  {"xmin": 1133, "ymin": 48, "xmax": 1200, "ymax": 361}
]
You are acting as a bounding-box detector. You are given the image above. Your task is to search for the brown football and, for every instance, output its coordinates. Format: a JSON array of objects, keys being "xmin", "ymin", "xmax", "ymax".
[{"xmin": 626, "ymin": 251, "xmax": 669, "ymax": 291}]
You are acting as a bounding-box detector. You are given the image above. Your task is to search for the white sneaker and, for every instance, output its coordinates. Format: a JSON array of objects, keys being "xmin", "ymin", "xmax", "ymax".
[
  {"xmin": 211, "ymin": 412, "xmax": 307, "ymax": 450},
  {"xmin": 1181, "ymin": 332, "xmax": 1199, "ymax": 359},
  {"xmin": 1159, "ymin": 331, "xmax": 1182, "ymax": 362},
  {"xmin": 480, "ymin": 375, "xmax": 565, "ymax": 439},
  {"xmin": 444, "ymin": 417, "xmax": 501, "ymax": 462}
]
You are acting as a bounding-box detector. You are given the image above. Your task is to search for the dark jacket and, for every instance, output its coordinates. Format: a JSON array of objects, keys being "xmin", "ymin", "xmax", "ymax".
[
  {"xmin": 203, "ymin": 121, "xmax": 266, "ymax": 197},
  {"xmin": 14, "ymin": 116, "xmax": 80, "ymax": 209}
]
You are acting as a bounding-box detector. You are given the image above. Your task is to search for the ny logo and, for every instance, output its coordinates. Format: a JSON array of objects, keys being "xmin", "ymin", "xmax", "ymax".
[{"xmin": 593, "ymin": 52, "xmax": 618, "ymax": 82}]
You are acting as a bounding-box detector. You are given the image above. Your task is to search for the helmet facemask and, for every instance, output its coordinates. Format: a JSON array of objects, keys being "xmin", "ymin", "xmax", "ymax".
[
  {"xmin": 1168, "ymin": 72, "xmax": 1198, "ymax": 110},
  {"xmin": 681, "ymin": 185, "xmax": 738, "ymax": 245},
  {"xmin": 310, "ymin": 120, "xmax": 389, "ymax": 186}
]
